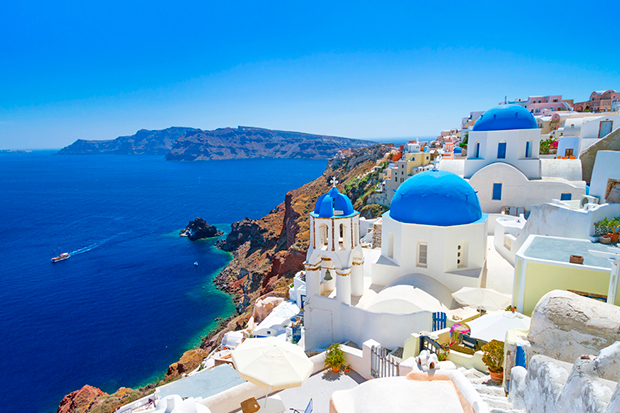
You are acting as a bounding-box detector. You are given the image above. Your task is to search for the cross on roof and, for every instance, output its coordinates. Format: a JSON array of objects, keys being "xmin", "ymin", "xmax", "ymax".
[{"xmin": 330, "ymin": 177, "xmax": 338, "ymax": 187}]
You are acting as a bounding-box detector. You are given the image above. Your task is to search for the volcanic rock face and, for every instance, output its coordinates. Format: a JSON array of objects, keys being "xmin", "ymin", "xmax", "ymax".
[
  {"xmin": 212, "ymin": 143, "xmax": 392, "ymax": 305},
  {"xmin": 57, "ymin": 127, "xmax": 197, "ymax": 155},
  {"xmin": 165, "ymin": 126, "xmax": 373, "ymax": 161},
  {"xmin": 57, "ymin": 385, "xmax": 107, "ymax": 413},
  {"xmin": 166, "ymin": 348, "xmax": 209, "ymax": 378},
  {"xmin": 184, "ymin": 217, "xmax": 223, "ymax": 240}
]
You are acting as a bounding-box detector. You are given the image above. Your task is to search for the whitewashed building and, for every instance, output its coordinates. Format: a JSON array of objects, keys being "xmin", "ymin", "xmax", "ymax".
[{"xmin": 440, "ymin": 105, "xmax": 586, "ymax": 213}]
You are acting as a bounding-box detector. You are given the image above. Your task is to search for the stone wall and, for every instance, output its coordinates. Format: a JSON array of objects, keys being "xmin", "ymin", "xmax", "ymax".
[{"xmin": 524, "ymin": 290, "xmax": 620, "ymax": 379}]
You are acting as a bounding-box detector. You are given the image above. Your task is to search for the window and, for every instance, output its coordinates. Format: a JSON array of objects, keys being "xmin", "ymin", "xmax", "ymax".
[
  {"xmin": 388, "ymin": 233, "xmax": 394, "ymax": 259},
  {"xmin": 497, "ymin": 142, "xmax": 507, "ymax": 159},
  {"xmin": 475, "ymin": 142, "xmax": 480, "ymax": 158},
  {"xmin": 503, "ymin": 235, "xmax": 512, "ymax": 251},
  {"xmin": 560, "ymin": 193, "xmax": 572, "ymax": 201},
  {"xmin": 417, "ymin": 243, "xmax": 428, "ymax": 267},
  {"xmin": 492, "ymin": 183, "xmax": 502, "ymax": 200},
  {"xmin": 525, "ymin": 141, "xmax": 530, "ymax": 158},
  {"xmin": 457, "ymin": 241, "xmax": 467, "ymax": 268},
  {"xmin": 565, "ymin": 148, "xmax": 573, "ymax": 157}
]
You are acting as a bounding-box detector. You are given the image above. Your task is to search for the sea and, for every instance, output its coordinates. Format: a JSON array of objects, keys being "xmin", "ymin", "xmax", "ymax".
[{"xmin": 0, "ymin": 152, "xmax": 327, "ymax": 413}]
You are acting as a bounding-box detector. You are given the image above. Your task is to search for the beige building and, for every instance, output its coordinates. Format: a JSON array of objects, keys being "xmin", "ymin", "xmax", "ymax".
[{"xmin": 385, "ymin": 151, "xmax": 433, "ymax": 202}]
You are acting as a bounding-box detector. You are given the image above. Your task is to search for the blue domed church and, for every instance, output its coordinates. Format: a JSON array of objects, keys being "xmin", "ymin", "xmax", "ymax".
[
  {"xmin": 440, "ymin": 104, "xmax": 585, "ymax": 213},
  {"xmin": 373, "ymin": 170, "xmax": 489, "ymax": 293}
]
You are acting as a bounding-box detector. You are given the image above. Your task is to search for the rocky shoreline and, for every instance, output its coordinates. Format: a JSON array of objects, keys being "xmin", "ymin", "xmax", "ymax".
[{"xmin": 57, "ymin": 143, "xmax": 393, "ymax": 413}]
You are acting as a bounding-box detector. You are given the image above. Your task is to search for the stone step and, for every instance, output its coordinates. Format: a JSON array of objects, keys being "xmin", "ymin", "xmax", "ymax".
[{"xmin": 489, "ymin": 408, "xmax": 525, "ymax": 413}]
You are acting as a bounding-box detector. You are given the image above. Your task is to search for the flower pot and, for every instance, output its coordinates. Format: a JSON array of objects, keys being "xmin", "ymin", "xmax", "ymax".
[
  {"xmin": 600, "ymin": 235, "xmax": 612, "ymax": 244},
  {"xmin": 489, "ymin": 371, "xmax": 503, "ymax": 383},
  {"xmin": 344, "ymin": 367, "xmax": 351, "ymax": 373},
  {"xmin": 332, "ymin": 366, "xmax": 340, "ymax": 373},
  {"xmin": 608, "ymin": 232, "xmax": 620, "ymax": 243}
]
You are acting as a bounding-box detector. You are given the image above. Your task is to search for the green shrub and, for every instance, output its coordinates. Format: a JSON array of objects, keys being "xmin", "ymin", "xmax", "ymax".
[
  {"xmin": 481, "ymin": 340, "xmax": 504, "ymax": 373},
  {"xmin": 325, "ymin": 343, "xmax": 345, "ymax": 369}
]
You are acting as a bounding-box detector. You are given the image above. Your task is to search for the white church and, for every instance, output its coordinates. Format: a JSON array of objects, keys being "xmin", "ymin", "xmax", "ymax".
[
  {"xmin": 440, "ymin": 104, "xmax": 586, "ymax": 213},
  {"xmin": 299, "ymin": 171, "xmax": 490, "ymax": 350}
]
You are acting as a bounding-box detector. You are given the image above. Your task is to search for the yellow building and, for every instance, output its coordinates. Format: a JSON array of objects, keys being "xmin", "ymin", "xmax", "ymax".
[
  {"xmin": 513, "ymin": 235, "xmax": 620, "ymax": 316},
  {"xmin": 385, "ymin": 151, "xmax": 433, "ymax": 202}
]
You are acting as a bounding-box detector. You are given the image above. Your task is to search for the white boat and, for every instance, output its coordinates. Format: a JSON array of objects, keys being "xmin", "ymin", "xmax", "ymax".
[{"xmin": 51, "ymin": 252, "xmax": 70, "ymax": 263}]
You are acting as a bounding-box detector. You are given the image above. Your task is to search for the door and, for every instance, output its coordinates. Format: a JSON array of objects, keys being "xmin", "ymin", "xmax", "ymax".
[{"xmin": 599, "ymin": 121, "xmax": 613, "ymax": 138}]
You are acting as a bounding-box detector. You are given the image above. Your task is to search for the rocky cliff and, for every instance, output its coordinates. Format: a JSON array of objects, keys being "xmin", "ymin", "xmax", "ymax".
[
  {"xmin": 57, "ymin": 127, "xmax": 197, "ymax": 155},
  {"xmin": 211, "ymin": 143, "xmax": 392, "ymax": 312},
  {"xmin": 165, "ymin": 126, "xmax": 373, "ymax": 161}
]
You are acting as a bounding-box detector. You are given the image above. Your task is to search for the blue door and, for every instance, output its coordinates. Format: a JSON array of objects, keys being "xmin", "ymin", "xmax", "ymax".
[
  {"xmin": 493, "ymin": 183, "xmax": 502, "ymax": 200},
  {"xmin": 498, "ymin": 142, "xmax": 507, "ymax": 159}
]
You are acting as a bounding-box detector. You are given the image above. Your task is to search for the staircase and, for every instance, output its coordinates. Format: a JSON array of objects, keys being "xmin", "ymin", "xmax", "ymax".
[{"xmin": 460, "ymin": 368, "xmax": 525, "ymax": 413}]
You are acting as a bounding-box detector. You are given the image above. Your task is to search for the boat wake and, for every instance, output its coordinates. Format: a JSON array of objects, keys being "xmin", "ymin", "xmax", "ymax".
[{"xmin": 68, "ymin": 232, "xmax": 129, "ymax": 257}]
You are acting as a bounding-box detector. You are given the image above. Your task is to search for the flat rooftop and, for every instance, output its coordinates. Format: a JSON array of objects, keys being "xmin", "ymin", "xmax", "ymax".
[
  {"xmin": 157, "ymin": 364, "xmax": 246, "ymax": 400},
  {"xmin": 521, "ymin": 236, "xmax": 617, "ymax": 269}
]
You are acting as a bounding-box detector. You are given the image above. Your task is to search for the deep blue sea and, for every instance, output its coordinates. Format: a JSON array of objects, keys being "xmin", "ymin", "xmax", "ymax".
[{"xmin": 0, "ymin": 152, "xmax": 327, "ymax": 413}]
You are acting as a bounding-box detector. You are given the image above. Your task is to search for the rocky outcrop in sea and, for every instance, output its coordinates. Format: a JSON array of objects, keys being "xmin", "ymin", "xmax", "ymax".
[{"xmin": 182, "ymin": 217, "xmax": 223, "ymax": 241}]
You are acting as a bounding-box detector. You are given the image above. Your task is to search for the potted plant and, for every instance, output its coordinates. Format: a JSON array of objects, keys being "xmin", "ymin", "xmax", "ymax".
[
  {"xmin": 344, "ymin": 364, "xmax": 351, "ymax": 373},
  {"xmin": 607, "ymin": 225, "xmax": 620, "ymax": 243},
  {"xmin": 481, "ymin": 340, "xmax": 505, "ymax": 383},
  {"xmin": 437, "ymin": 343, "xmax": 450, "ymax": 361},
  {"xmin": 325, "ymin": 343, "xmax": 345, "ymax": 373}
]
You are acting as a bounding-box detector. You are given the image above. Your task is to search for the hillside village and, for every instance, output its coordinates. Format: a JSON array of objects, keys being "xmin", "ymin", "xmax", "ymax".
[{"xmin": 61, "ymin": 90, "xmax": 620, "ymax": 413}]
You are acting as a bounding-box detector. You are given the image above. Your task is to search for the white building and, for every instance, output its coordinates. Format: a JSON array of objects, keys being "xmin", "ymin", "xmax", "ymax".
[
  {"xmin": 494, "ymin": 150, "xmax": 620, "ymax": 265},
  {"xmin": 440, "ymin": 105, "xmax": 586, "ymax": 213},
  {"xmin": 556, "ymin": 114, "xmax": 620, "ymax": 155}
]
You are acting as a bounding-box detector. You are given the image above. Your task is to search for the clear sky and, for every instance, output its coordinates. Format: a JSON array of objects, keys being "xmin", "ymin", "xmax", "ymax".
[{"xmin": 1, "ymin": 0, "xmax": 619, "ymax": 149}]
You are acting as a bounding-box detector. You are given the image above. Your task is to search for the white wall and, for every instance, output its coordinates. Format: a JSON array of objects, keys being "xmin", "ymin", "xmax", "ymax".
[
  {"xmin": 590, "ymin": 151, "xmax": 620, "ymax": 200},
  {"xmin": 465, "ymin": 129, "xmax": 542, "ymax": 179},
  {"xmin": 468, "ymin": 163, "xmax": 585, "ymax": 213},
  {"xmin": 556, "ymin": 136, "xmax": 580, "ymax": 158},
  {"xmin": 304, "ymin": 295, "xmax": 433, "ymax": 350},
  {"xmin": 494, "ymin": 201, "xmax": 620, "ymax": 265},
  {"xmin": 580, "ymin": 114, "xmax": 620, "ymax": 139},
  {"xmin": 540, "ymin": 159, "xmax": 583, "ymax": 182}
]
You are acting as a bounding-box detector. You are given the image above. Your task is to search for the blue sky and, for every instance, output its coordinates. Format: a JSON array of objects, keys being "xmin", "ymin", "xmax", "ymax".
[{"xmin": 1, "ymin": 0, "xmax": 619, "ymax": 149}]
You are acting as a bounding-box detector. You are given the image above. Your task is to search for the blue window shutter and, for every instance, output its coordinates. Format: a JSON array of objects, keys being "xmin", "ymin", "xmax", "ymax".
[
  {"xmin": 560, "ymin": 193, "xmax": 571, "ymax": 201},
  {"xmin": 493, "ymin": 183, "xmax": 502, "ymax": 200},
  {"xmin": 498, "ymin": 142, "xmax": 507, "ymax": 159}
]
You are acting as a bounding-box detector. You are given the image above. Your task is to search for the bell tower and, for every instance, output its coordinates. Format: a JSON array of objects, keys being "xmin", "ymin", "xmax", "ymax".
[{"xmin": 304, "ymin": 178, "xmax": 364, "ymax": 305}]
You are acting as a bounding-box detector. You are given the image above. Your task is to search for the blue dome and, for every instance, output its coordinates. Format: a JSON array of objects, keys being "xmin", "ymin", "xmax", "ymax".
[
  {"xmin": 390, "ymin": 170, "xmax": 482, "ymax": 226},
  {"xmin": 313, "ymin": 186, "xmax": 356, "ymax": 218},
  {"xmin": 473, "ymin": 105, "xmax": 538, "ymax": 131}
]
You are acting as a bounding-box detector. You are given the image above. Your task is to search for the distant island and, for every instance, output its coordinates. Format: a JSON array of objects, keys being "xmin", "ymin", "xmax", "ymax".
[
  {"xmin": 57, "ymin": 126, "xmax": 374, "ymax": 160},
  {"xmin": 56, "ymin": 127, "xmax": 198, "ymax": 156}
]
